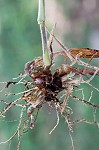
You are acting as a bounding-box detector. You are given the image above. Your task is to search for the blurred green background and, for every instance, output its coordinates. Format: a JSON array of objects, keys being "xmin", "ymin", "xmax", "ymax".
[{"xmin": 0, "ymin": 0, "xmax": 99, "ymax": 150}]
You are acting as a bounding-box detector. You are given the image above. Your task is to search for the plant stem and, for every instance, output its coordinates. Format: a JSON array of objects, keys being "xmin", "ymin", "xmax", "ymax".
[{"xmin": 37, "ymin": 0, "xmax": 51, "ymax": 67}]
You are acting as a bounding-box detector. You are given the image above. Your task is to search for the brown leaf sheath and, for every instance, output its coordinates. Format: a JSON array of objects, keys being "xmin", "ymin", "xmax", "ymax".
[{"xmin": 69, "ymin": 48, "xmax": 99, "ymax": 58}]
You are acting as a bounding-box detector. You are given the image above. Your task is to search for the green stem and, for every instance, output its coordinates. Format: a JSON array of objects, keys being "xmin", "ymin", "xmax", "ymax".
[{"xmin": 37, "ymin": 0, "xmax": 51, "ymax": 67}]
